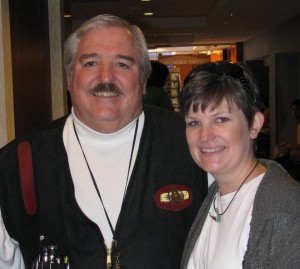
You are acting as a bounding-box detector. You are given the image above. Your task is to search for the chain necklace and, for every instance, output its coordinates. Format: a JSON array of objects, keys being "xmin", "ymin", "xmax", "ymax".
[
  {"xmin": 73, "ymin": 118, "xmax": 139, "ymax": 269},
  {"xmin": 210, "ymin": 160, "xmax": 259, "ymax": 223}
]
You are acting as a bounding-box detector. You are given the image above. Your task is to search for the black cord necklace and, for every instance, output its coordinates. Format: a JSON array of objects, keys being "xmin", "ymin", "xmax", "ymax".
[
  {"xmin": 73, "ymin": 118, "xmax": 139, "ymax": 269},
  {"xmin": 210, "ymin": 160, "xmax": 259, "ymax": 223}
]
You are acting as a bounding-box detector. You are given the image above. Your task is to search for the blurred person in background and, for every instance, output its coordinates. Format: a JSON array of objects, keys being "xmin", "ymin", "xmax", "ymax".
[
  {"xmin": 144, "ymin": 60, "xmax": 174, "ymax": 111},
  {"xmin": 272, "ymin": 99, "xmax": 300, "ymax": 181}
]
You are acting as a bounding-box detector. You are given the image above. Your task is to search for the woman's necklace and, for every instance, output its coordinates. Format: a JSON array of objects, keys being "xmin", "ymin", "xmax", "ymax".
[{"xmin": 210, "ymin": 160, "xmax": 259, "ymax": 223}]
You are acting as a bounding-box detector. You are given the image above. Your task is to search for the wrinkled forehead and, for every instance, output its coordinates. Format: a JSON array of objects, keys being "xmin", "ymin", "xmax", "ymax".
[
  {"xmin": 75, "ymin": 26, "xmax": 138, "ymax": 64},
  {"xmin": 80, "ymin": 26, "xmax": 134, "ymax": 44}
]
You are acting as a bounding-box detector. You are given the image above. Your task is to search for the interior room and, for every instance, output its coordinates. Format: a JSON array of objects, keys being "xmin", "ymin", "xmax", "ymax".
[
  {"xmin": 1, "ymin": 2, "xmax": 300, "ymax": 267},
  {"xmin": 1, "ymin": 0, "xmax": 300, "ymax": 160}
]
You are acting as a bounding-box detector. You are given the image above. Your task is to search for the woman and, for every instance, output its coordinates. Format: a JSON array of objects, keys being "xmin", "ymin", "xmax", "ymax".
[{"xmin": 180, "ymin": 61, "xmax": 300, "ymax": 269}]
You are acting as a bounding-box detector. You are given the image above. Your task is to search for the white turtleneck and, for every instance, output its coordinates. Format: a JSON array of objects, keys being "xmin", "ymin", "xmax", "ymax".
[{"xmin": 63, "ymin": 111, "xmax": 144, "ymax": 245}]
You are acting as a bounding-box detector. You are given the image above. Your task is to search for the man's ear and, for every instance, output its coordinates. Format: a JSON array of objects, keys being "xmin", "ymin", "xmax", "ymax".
[
  {"xmin": 250, "ymin": 111, "xmax": 264, "ymax": 139},
  {"xmin": 142, "ymin": 81, "xmax": 147, "ymax": 95},
  {"xmin": 66, "ymin": 74, "xmax": 71, "ymax": 91}
]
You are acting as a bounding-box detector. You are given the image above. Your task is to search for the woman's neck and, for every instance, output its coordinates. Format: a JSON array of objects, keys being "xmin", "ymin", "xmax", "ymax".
[{"xmin": 216, "ymin": 161, "xmax": 266, "ymax": 196}]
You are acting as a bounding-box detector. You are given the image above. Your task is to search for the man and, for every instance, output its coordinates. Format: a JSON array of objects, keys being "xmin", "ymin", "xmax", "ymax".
[
  {"xmin": 144, "ymin": 61, "xmax": 174, "ymax": 111},
  {"xmin": 291, "ymin": 99, "xmax": 300, "ymax": 139},
  {"xmin": 0, "ymin": 210, "xmax": 24, "ymax": 269},
  {"xmin": 273, "ymin": 99, "xmax": 300, "ymax": 181},
  {"xmin": 0, "ymin": 14, "xmax": 207, "ymax": 269}
]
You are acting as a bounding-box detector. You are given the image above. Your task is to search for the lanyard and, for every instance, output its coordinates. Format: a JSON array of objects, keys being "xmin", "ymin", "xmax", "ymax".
[{"xmin": 72, "ymin": 118, "xmax": 139, "ymax": 268}]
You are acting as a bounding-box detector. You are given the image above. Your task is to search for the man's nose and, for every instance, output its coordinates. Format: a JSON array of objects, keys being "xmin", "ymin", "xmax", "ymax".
[{"xmin": 97, "ymin": 64, "xmax": 114, "ymax": 82}]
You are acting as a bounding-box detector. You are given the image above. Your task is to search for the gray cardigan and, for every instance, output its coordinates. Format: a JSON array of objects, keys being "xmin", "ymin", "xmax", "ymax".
[{"xmin": 181, "ymin": 159, "xmax": 300, "ymax": 269}]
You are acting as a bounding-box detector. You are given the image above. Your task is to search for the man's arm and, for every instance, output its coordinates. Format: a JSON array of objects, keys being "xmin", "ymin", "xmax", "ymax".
[{"xmin": 0, "ymin": 209, "xmax": 25, "ymax": 269}]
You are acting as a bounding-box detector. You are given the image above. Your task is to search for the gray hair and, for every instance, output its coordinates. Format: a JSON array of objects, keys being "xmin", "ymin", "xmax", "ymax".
[{"xmin": 63, "ymin": 14, "xmax": 151, "ymax": 84}]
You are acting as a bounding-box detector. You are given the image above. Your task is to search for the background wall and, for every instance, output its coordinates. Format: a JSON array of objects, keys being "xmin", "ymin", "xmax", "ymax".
[
  {"xmin": 243, "ymin": 15, "xmax": 300, "ymax": 150},
  {"xmin": 9, "ymin": 0, "xmax": 52, "ymax": 137},
  {"xmin": 1, "ymin": 5, "xmax": 300, "ymax": 149},
  {"xmin": 275, "ymin": 53, "xmax": 300, "ymax": 143}
]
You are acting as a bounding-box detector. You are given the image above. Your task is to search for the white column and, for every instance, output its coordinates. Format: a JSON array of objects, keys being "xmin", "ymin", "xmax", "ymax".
[
  {"xmin": 48, "ymin": 0, "xmax": 67, "ymax": 119},
  {"xmin": 0, "ymin": 0, "xmax": 15, "ymax": 147}
]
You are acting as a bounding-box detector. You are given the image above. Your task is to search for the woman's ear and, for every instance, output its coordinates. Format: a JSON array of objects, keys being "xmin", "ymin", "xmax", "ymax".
[{"xmin": 250, "ymin": 111, "xmax": 264, "ymax": 139}]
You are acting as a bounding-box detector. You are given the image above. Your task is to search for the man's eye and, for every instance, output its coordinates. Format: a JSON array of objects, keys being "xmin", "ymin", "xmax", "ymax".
[
  {"xmin": 83, "ymin": 61, "xmax": 96, "ymax": 67},
  {"xmin": 117, "ymin": 62, "xmax": 129, "ymax": 69}
]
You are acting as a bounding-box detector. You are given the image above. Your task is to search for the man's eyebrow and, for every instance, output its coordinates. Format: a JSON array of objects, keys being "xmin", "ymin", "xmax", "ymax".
[
  {"xmin": 116, "ymin": 54, "xmax": 136, "ymax": 63},
  {"xmin": 78, "ymin": 53, "xmax": 136, "ymax": 64},
  {"xmin": 79, "ymin": 53, "xmax": 99, "ymax": 62}
]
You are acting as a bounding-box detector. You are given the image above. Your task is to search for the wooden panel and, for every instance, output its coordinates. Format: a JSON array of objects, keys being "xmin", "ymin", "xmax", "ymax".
[{"xmin": 9, "ymin": 0, "xmax": 52, "ymax": 137}]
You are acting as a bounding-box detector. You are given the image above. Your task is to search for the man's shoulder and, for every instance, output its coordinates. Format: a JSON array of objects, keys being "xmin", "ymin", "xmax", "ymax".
[
  {"xmin": 0, "ymin": 115, "xmax": 68, "ymax": 153},
  {"xmin": 143, "ymin": 105, "xmax": 184, "ymax": 123}
]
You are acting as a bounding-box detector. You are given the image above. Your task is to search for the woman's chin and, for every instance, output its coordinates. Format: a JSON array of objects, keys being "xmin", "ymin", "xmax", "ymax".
[{"xmin": 200, "ymin": 162, "xmax": 223, "ymax": 175}]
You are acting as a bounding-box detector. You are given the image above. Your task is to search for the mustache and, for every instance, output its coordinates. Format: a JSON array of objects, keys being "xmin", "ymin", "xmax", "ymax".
[{"xmin": 88, "ymin": 83, "xmax": 123, "ymax": 96}]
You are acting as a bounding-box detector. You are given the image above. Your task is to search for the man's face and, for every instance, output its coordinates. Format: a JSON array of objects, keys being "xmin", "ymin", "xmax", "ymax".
[
  {"xmin": 291, "ymin": 105, "xmax": 300, "ymax": 121},
  {"xmin": 67, "ymin": 26, "xmax": 145, "ymax": 133}
]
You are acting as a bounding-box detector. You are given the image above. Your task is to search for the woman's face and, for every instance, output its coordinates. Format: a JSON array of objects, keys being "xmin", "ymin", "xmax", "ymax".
[{"xmin": 185, "ymin": 99, "xmax": 261, "ymax": 181}]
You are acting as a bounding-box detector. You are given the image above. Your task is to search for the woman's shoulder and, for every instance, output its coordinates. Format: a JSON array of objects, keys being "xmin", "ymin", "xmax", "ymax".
[
  {"xmin": 260, "ymin": 158, "xmax": 299, "ymax": 188},
  {"xmin": 255, "ymin": 159, "xmax": 300, "ymax": 216}
]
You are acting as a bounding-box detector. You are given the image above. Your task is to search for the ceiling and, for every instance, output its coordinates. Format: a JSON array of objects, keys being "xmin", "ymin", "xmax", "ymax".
[{"xmin": 64, "ymin": 0, "xmax": 300, "ymax": 55}]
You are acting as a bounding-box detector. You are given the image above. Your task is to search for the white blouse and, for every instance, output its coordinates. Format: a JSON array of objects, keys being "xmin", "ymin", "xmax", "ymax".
[{"xmin": 188, "ymin": 174, "xmax": 264, "ymax": 269}]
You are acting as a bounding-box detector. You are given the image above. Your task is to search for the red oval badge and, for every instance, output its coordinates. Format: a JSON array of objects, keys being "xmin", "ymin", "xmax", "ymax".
[{"xmin": 154, "ymin": 184, "xmax": 193, "ymax": 211}]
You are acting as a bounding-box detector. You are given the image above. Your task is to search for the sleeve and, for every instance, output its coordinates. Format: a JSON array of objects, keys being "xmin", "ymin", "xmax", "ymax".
[
  {"xmin": 268, "ymin": 215, "xmax": 300, "ymax": 268},
  {"xmin": 0, "ymin": 209, "xmax": 25, "ymax": 269}
]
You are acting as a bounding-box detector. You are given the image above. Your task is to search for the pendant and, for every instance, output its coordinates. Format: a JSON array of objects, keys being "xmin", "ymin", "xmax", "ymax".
[
  {"xmin": 114, "ymin": 241, "xmax": 122, "ymax": 269},
  {"xmin": 115, "ymin": 252, "xmax": 121, "ymax": 269},
  {"xmin": 105, "ymin": 242, "xmax": 112, "ymax": 269},
  {"xmin": 215, "ymin": 208, "xmax": 221, "ymax": 223},
  {"xmin": 209, "ymin": 208, "xmax": 221, "ymax": 223},
  {"xmin": 105, "ymin": 240, "xmax": 122, "ymax": 269}
]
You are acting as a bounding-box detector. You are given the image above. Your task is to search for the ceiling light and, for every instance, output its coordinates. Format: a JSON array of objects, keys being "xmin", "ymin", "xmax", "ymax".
[
  {"xmin": 144, "ymin": 12, "xmax": 154, "ymax": 16},
  {"xmin": 206, "ymin": 46, "xmax": 212, "ymax": 55}
]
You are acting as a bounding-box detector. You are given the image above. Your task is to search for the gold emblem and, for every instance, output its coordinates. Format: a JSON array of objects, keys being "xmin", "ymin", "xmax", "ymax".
[{"xmin": 160, "ymin": 186, "xmax": 189, "ymax": 207}]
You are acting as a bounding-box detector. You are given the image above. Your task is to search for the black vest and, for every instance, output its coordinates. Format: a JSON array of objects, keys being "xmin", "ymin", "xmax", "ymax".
[{"xmin": 0, "ymin": 106, "xmax": 207, "ymax": 269}]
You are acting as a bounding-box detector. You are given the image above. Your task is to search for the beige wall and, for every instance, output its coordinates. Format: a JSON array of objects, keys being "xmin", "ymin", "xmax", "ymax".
[
  {"xmin": 48, "ymin": 0, "xmax": 68, "ymax": 120},
  {"xmin": 0, "ymin": 0, "xmax": 15, "ymax": 147},
  {"xmin": 243, "ymin": 15, "xmax": 300, "ymax": 150}
]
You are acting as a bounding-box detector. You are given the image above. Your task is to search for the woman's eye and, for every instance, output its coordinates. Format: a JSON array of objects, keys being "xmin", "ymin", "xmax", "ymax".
[
  {"xmin": 216, "ymin": 117, "xmax": 229, "ymax": 123},
  {"xmin": 187, "ymin": 121, "xmax": 199, "ymax": 127}
]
